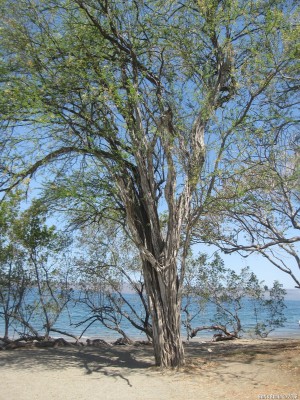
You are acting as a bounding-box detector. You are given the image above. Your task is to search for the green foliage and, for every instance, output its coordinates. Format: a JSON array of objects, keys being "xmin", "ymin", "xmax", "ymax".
[
  {"xmin": 0, "ymin": 0, "xmax": 297, "ymax": 198},
  {"xmin": 13, "ymin": 204, "xmax": 69, "ymax": 253},
  {"xmin": 0, "ymin": 195, "xmax": 30, "ymax": 338},
  {"xmin": 0, "ymin": 195, "xmax": 74, "ymax": 339},
  {"xmin": 251, "ymin": 281, "xmax": 287, "ymax": 338},
  {"xmin": 0, "ymin": 0, "xmax": 298, "ymax": 366},
  {"xmin": 183, "ymin": 253, "xmax": 287, "ymax": 339},
  {"xmin": 0, "ymin": 0, "xmax": 298, "ymax": 268}
]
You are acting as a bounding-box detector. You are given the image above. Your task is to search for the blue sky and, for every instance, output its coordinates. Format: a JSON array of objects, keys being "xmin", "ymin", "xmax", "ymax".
[{"xmin": 193, "ymin": 242, "xmax": 300, "ymax": 290}]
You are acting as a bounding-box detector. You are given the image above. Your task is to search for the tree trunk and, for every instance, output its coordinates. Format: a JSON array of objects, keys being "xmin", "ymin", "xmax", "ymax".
[
  {"xmin": 142, "ymin": 260, "xmax": 185, "ymax": 368},
  {"xmin": 4, "ymin": 316, "xmax": 9, "ymax": 340},
  {"xmin": 116, "ymin": 170, "xmax": 187, "ymax": 368}
]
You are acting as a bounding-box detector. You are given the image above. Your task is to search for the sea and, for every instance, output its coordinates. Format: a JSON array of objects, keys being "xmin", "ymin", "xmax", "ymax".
[{"xmin": 1, "ymin": 290, "xmax": 300, "ymax": 342}]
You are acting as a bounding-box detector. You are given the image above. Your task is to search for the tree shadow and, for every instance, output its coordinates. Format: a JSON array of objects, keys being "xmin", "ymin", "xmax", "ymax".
[
  {"xmin": 182, "ymin": 338, "xmax": 300, "ymax": 388},
  {"xmin": 0, "ymin": 344, "xmax": 155, "ymax": 387},
  {"xmin": 1, "ymin": 338, "xmax": 299, "ymax": 388},
  {"xmin": 184, "ymin": 338, "xmax": 300, "ymax": 362},
  {"xmin": 182, "ymin": 339, "xmax": 283, "ymax": 369}
]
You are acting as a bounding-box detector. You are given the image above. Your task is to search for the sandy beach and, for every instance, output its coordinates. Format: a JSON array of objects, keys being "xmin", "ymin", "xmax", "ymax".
[{"xmin": 1, "ymin": 338, "xmax": 299, "ymax": 400}]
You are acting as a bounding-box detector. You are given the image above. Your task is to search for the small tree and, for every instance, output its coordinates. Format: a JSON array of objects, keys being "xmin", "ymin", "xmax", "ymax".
[
  {"xmin": 0, "ymin": 198, "xmax": 74, "ymax": 340},
  {"xmin": 0, "ymin": 248, "xmax": 30, "ymax": 340},
  {"xmin": 251, "ymin": 281, "xmax": 287, "ymax": 338},
  {"xmin": 75, "ymin": 224, "xmax": 152, "ymax": 341},
  {"xmin": 183, "ymin": 253, "xmax": 287, "ymax": 340},
  {"xmin": 14, "ymin": 205, "xmax": 74, "ymax": 340},
  {"xmin": 0, "ymin": 195, "xmax": 31, "ymax": 339}
]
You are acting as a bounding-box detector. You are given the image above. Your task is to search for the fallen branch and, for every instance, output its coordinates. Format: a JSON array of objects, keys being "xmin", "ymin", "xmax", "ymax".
[
  {"xmin": 50, "ymin": 328, "xmax": 79, "ymax": 342},
  {"xmin": 190, "ymin": 325, "xmax": 238, "ymax": 340}
]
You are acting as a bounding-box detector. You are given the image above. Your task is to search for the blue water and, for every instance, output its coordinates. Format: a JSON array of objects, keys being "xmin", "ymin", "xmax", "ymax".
[{"xmin": 1, "ymin": 292, "xmax": 300, "ymax": 341}]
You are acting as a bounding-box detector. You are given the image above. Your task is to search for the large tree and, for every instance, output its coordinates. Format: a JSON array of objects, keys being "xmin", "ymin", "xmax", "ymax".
[{"xmin": 0, "ymin": 0, "xmax": 298, "ymax": 367}]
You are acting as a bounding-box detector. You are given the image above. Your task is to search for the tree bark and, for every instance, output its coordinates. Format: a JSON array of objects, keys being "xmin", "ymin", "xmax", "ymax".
[
  {"xmin": 4, "ymin": 316, "xmax": 9, "ymax": 340},
  {"xmin": 142, "ymin": 259, "xmax": 185, "ymax": 368},
  {"xmin": 117, "ymin": 173, "xmax": 186, "ymax": 367}
]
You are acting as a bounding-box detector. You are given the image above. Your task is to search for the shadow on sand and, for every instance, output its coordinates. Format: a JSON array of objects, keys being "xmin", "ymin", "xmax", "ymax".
[
  {"xmin": 0, "ymin": 343, "xmax": 155, "ymax": 386},
  {"xmin": 1, "ymin": 338, "xmax": 299, "ymax": 387}
]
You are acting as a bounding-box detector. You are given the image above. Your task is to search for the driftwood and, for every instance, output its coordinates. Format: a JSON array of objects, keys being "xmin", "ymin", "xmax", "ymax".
[
  {"xmin": 113, "ymin": 337, "xmax": 134, "ymax": 346},
  {"xmin": 190, "ymin": 325, "xmax": 238, "ymax": 341},
  {"xmin": 133, "ymin": 340, "xmax": 152, "ymax": 346},
  {"xmin": 36, "ymin": 338, "xmax": 73, "ymax": 348},
  {"xmin": 86, "ymin": 338, "xmax": 110, "ymax": 347},
  {"xmin": 49, "ymin": 329, "xmax": 79, "ymax": 343},
  {"xmin": 14, "ymin": 335, "xmax": 46, "ymax": 343},
  {"xmin": 0, "ymin": 336, "xmax": 152, "ymax": 351},
  {"xmin": 212, "ymin": 333, "xmax": 236, "ymax": 342},
  {"xmin": 0, "ymin": 337, "xmax": 77, "ymax": 351}
]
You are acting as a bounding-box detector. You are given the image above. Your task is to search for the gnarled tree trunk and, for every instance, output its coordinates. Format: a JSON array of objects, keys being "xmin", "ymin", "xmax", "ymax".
[
  {"xmin": 117, "ymin": 172, "xmax": 188, "ymax": 368},
  {"xmin": 142, "ymin": 259, "xmax": 184, "ymax": 367}
]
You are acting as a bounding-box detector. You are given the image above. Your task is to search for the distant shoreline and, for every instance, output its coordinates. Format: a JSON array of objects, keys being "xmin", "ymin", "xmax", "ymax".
[
  {"xmin": 283, "ymin": 289, "xmax": 300, "ymax": 300},
  {"xmin": 36, "ymin": 330, "xmax": 300, "ymax": 345},
  {"xmin": 3, "ymin": 324, "xmax": 300, "ymax": 344}
]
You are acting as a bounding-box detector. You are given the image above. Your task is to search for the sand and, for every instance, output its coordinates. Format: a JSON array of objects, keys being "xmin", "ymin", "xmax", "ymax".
[{"xmin": 1, "ymin": 338, "xmax": 299, "ymax": 400}]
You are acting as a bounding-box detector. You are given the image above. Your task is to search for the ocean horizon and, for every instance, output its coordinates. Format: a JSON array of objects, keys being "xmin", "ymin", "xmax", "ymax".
[{"xmin": 1, "ymin": 289, "xmax": 299, "ymax": 342}]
